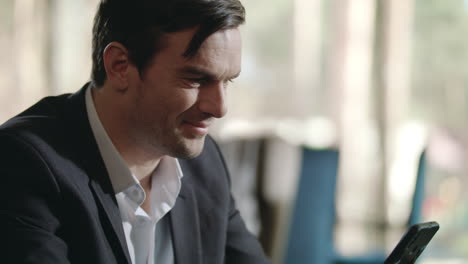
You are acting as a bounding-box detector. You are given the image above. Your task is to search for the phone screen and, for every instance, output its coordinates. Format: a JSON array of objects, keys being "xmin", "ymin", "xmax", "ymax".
[{"xmin": 384, "ymin": 221, "xmax": 439, "ymax": 264}]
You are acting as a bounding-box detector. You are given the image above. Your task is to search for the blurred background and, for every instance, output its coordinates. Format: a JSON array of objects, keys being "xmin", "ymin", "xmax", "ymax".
[{"xmin": 1, "ymin": 0, "xmax": 468, "ymax": 263}]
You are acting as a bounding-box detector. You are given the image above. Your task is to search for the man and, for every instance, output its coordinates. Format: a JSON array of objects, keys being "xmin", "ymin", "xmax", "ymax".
[{"xmin": 0, "ymin": 0, "xmax": 270, "ymax": 263}]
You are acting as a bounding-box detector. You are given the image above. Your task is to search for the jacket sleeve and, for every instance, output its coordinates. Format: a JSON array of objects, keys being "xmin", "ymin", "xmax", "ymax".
[
  {"xmin": 0, "ymin": 133, "xmax": 71, "ymax": 264},
  {"xmin": 224, "ymin": 195, "xmax": 272, "ymax": 264},
  {"xmin": 209, "ymin": 137, "xmax": 272, "ymax": 264}
]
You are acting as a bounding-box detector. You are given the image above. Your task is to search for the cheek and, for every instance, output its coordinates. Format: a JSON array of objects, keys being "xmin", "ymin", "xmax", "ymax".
[{"xmin": 169, "ymin": 89, "xmax": 200, "ymax": 115}]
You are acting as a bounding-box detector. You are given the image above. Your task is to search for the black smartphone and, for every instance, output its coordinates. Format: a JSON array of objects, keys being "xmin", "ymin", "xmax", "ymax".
[{"xmin": 384, "ymin": 221, "xmax": 440, "ymax": 264}]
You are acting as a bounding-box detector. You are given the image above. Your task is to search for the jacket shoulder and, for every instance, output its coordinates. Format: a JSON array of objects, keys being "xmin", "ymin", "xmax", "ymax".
[{"xmin": 0, "ymin": 94, "xmax": 71, "ymax": 143}]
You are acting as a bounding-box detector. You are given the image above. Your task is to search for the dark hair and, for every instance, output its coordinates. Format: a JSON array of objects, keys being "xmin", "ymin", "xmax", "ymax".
[{"xmin": 91, "ymin": 0, "xmax": 246, "ymax": 87}]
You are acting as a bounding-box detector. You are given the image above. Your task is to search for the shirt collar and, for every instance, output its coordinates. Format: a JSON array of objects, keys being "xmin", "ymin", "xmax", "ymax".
[
  {"xmin": 84, "ymin": 85, "xmax": 183, "ymax": 194},
  {"xmin": 150, "ymin": 156, "xmax": 183, "ymax": 220}
]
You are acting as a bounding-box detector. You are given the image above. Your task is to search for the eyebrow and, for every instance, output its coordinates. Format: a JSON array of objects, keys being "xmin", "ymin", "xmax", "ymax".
[{"xmin": 177, "ymin": 66, "xmax": 241, "ymax": 80}]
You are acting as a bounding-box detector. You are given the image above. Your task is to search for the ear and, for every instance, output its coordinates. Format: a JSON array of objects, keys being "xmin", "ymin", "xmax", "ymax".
[{"xmin": 103, "ymin": 42, "xmax": 130, "ymax": 92}]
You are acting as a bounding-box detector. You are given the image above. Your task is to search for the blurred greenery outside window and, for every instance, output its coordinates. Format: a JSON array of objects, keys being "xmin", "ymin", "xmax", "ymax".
[{"xmin": 412, "ymin": 0, "xmax": 468, "ymax": 260}]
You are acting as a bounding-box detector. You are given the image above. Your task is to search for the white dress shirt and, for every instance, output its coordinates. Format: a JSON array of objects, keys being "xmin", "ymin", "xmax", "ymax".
[{"xmin": 85, "ymin": 86, "xmax": 183, "ymax": 264}]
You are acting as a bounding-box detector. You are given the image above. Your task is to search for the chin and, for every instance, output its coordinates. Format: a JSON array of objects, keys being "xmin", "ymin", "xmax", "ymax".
[{"xmin": 170, "ymin": 136, "xmax": 206, "ymax": 159}]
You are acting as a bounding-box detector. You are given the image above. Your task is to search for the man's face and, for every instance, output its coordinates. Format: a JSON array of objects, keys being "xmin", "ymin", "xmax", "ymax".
[{"xmin": 126, "ymin": 27, "xmax": 242, "ymax": 159}]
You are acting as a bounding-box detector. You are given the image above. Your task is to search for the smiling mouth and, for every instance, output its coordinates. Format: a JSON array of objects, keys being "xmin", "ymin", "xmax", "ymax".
[
  {"xmin": 186, "ymin": 120, "xmax": 210, "ymax": 128},
  {"xmin": 180, "ymin": 120, "xmax": 211, "ymax": 137}
]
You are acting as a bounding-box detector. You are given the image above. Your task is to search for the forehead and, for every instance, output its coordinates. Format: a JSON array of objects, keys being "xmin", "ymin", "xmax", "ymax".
[
  {"xmin": 154, "ymin": 27, "xmax": 242, "ymax": 78},
  {"xmin": 191, "ymin": 28, "xmax": 241, "ymax": 59}
]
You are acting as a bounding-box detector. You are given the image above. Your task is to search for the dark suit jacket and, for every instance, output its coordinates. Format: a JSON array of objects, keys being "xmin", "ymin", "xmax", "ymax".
[{"xmin": 0, "ymin": 85, "xmax": 270, "ymax": 264}]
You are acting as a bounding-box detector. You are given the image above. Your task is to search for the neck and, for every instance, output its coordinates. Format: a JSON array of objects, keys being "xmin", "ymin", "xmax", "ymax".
[
  {"xmin": 128, "ymin": 157, "xmax": 161, "ymax": 182},
  {"xmin": 91, "ymin": 85, "xmax": 163, "ymax": 181}
]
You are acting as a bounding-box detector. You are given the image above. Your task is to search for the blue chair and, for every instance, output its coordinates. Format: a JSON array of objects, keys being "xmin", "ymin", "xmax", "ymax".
[
  {"xmin": 283, "ymin": 148, "xmax": 339, "ymax": 264},
  {"xmin": 283, "ymin": 148, "xmax": 427, "ymax": 264},
  {"xmin": 335, "ymin": 151, "xmax": 427, "ymax": 264},
  {"xmin": 408, "ymin": 151, "xmax": 426, "ymax": 226}
]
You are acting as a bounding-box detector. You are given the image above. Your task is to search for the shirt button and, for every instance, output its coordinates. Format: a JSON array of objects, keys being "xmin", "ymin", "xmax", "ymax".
[
  {"xmin": 133, "ymin": 189, "xmax": 143, "ymax": 201},
  {"xmin": 136, "ymin": 217, "xmax": 149, "ymax": 226}
]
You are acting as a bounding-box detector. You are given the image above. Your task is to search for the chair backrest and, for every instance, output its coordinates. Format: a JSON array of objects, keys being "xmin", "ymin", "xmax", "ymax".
[
  {"xmin": 283, "ymin": 148, "xmax": 427, "ymax": 264},
  {"xmin": 408, "ymin": 150, "xmax": 426, "ymax": 226},
  {"xmin": 283, "ymin": 148, "xmax": 339, "ymax": 264}
]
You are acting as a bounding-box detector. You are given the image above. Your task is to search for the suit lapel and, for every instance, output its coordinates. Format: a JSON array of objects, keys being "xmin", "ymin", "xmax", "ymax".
[
  {"xmin": 65, "ymin": 85, "xmax": 131, "ymax": 264},
  {"xmin": 89, "ymin": 178, "xmax": 131, "ymax": 264},
  {"xmin": 170, "ymin": 166, "xmax": 202, "ymax": 264}
]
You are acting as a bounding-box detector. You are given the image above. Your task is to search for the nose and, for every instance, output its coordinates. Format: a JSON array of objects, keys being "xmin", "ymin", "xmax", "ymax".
[{"xmin": 197, "ymin": 81, "xmax": 228, "ymax": 118}]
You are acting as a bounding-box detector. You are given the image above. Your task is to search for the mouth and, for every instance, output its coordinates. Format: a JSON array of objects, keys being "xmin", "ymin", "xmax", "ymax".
[{"xmin": 180, "ymin": 120, "xmax": 212, "ymax": 137}]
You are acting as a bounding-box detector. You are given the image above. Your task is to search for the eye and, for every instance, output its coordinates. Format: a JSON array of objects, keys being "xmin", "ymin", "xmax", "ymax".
[{"xmin": 184, "ymin": 78, "xmax": 206, "ymax": 88}]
